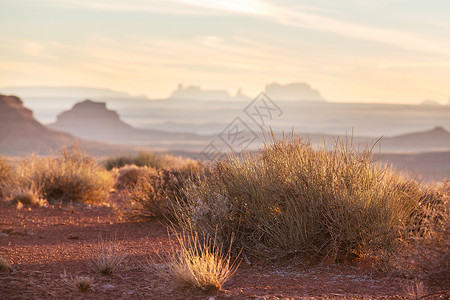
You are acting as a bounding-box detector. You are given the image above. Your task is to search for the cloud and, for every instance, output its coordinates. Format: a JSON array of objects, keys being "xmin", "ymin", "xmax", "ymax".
[{"xmin": 46, "ymin": 0, "xmax": 450, "ymax": 57}]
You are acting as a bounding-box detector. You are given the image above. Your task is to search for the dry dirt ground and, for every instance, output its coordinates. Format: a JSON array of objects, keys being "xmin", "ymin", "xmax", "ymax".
[{"xmin": 0, "ymin": 202, "xmax": 448, "ymax": 300}]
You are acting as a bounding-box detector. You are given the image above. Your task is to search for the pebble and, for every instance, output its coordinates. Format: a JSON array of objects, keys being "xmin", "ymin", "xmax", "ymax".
[{"xmin": 103, "ymin": 284, "xmax": 115, "ymax": 290}]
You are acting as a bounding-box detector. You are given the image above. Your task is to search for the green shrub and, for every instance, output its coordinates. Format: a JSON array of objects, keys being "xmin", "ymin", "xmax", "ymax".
[
  {"xmin": 17, "ymin": 146, "xmax": 114, "ymax": 204},
  {"xmin": 104, "ymin": 152, "xmax": 189, "ymax": 171},
  {"xmin": 174, "ymin": 135, "xmax": 425, "ymax": 262}
]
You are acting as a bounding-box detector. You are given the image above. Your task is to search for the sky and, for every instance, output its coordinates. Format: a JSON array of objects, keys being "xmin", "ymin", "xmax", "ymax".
[{"xmin": 1, "ymin": 0, "xmax": 450, "ymax": 104}]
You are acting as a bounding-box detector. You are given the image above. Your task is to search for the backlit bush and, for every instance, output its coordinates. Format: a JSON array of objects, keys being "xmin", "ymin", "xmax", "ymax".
[
  {"xmin": 174, "ymin": 135, "xmax": 426, "ymax": 262},
  {"xmin": 130, "ymin": 162, "xmax": 206, "ymax": 218},
  {"xmin": 104, "ymin": 152, "xmax": 189, "ymax": 171},
  {"xmin": 18, "ymin": 146, "xmax": 114, "ymax": 204}
]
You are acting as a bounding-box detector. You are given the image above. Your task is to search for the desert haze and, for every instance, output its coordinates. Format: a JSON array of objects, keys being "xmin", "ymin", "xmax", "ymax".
[{"xmin": 1, "ymin": 0, "xmax": 450, "ymax": 299}]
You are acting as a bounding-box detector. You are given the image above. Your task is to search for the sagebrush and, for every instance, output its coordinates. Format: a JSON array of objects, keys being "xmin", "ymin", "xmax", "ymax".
[
  {"xmin": 174, "ymin": 135, "xmax": 426, "ymax": 262},
  {"xmin": 104, "ymin": 152, "xmax": 191, "ymax": 171},
  {"xmin": 129, "ymin": 162, "xmax": 206, "ymax": 218},
  {"xmin": 15, "ymin": 146, "xmax": 114, "ymax": 204}
]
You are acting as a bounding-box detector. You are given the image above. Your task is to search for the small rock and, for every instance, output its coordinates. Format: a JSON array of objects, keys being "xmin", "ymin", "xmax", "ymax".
[
  {"xmin": 0, "ymin": 233, "xmax": 9, "ymax": 237},
  {"xmin": 2, "ymin": 229, "xmax": 14, "ymax": 234},
  {"xmin": 103, "ymin": 284, "xmax": 115, "ymax": 290},
  {"xmin": 67, "ymin": 234, "xmax": 79, "ymax": 240}
]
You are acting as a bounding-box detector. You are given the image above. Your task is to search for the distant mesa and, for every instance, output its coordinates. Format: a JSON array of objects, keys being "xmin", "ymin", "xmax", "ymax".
[
  {"xmin": 0, "ymin": 94, "xmax": 75, "ymax": 155},
  {"xmin": 265, "ymin": 82, "xmax": 326, "ymax": 102},
  {"xmin": 48, "ymin": 99, "xmax": 135, "ymax": 141},
  {"xmin": 169, "ymin": 84, "xmax": 234, "ymax": 101},
  {"xmin": 420, "ymin": 99, "xmax": 441, "ymax": 106},
  {"xmin": 382, "ymin": 126, "xmax": 450, "ymax": 151},
  {"xmin": 0, "ymin": 94, "xmax": 135, "ymax": 155},
  {"xmin": 48, "ymin": 99, "xmax": 208, "ymax": 147}
]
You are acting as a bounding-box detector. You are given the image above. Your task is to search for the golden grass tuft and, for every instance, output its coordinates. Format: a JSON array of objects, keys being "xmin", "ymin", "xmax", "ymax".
[
  {"xmin": 0, "ymin": 254, "xmax": 12, "ymax": 272},
  {"xmin": 154, "ymin": 229, "xmax": 240, "ymax": 292},
  {"xmin": 60, "ymin": 270, "xmax": 94, "ymax": 292},
  {"xmin": 0, "ymin": 156, "xmax": 12, "ymax": 200},
  {"xmin": 11, "ymin": 182, "xmax": 47, "ymax": 207},
  {"xmin": 90, "ymin": 237, "xmax": 127, "ymax": 275}
]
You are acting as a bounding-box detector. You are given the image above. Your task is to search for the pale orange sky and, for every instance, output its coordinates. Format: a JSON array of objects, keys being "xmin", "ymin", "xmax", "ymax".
[{"xmin": 1, "ymin": 0, "xmax": 450, "ymax": 104}]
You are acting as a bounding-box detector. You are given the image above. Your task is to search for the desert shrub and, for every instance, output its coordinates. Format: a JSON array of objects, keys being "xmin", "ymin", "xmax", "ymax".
[
  {"xmin": 104, "ymin": 152, "xmax": 189, "ymax": 171},
  {"xmin": 115, "ymin": 164, "xmax": 148, "ymax": 189},
  {"xmin": 130, "ymin": 162, "xmax": 206, "ymax": 218},
  {"xmin": 0, "ymin": 157, "xmax": 12, "ymax": 200},
  {"xmin": 0, "ymin": 254, "xmax": 12, "ymax": 272},
  {"xmin": 174, "ymin": 135, "xmax": 426, "ymax": 262},
  {"xmin": 154, "ymin": 229, "xmax": 240, "ymax": 291},
  {"xmin": 394, "ymin": 181, "xmax": 449, "ymax": 285},
  {"xmin": 10, "ymin": 181, "xmax": 47, "ymax": 208},
  {"xmin": 17, "ymin": 146, "xmax": 114, "ymax": 204}
]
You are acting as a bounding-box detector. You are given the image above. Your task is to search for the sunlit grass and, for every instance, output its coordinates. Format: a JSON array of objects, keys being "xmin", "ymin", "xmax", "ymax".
[
  {"xmin": 174, "ymin": 134, "xmax": 427, "ymax": 262},
  {"xmin": 154, "ymin": 229, "xmax": 240, "ymax": 291}
]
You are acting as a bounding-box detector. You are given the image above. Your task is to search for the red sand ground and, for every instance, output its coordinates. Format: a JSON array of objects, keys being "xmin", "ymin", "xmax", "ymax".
[{"xmin": 1, "ymin": 202, "xmax": 448, "ymax": 299}]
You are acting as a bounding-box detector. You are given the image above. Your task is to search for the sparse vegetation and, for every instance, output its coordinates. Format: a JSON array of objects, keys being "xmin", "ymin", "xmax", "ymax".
[
  {"xmin": 104, "ymin": 152, "xmax": 189, "ymax": 171},
  {"xmin": 0, "ymin": 157, "xmax": 12, "ymax": 200},
  {"xmin": 15, "ymin": 146, "xmax": 114, "ymax": 204},
  {"xmin": 154, "ymin": 229, "xmax": 240, "ymax": 291},
  {"xmin": 129, "ymin": 162, "xmax": 206, "ymax": 218},
  {"xmin": 394, "ymin": 180, "xmax": 449, "ymax": 284},
  {"xmin": 0, "ymin": 255, "xmax": 12, "ymax": 273},
  {"xmin": 61, "ymin": 270, "xmax": 94, "ymax": 292},
  {"xmin": 10, "ymin": 182, "xmax": 47, "ymax": 207},
  {"xmin": 404, "ymin": 279, "xmax": 427, "ymax": 300},
  {"xmin": 90, "ymin": 237, "xmax": 127, "ymax": 275},
  {"xmin": 174, "ymin": 135, "xmax": 426, "ymax": 262}
]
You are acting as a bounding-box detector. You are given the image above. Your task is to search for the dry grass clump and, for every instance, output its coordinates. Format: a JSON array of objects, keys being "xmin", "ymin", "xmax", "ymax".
[
  {"xmin": 115, "ymin": 164, "xmax": 147, "ymax": 189},
  {"xmin": 394, "ymin": 180, "xmax": 449, "ymax": 285},
  {"xmin": 154, "ymin": 229, "xmax": 240, "ymax": 292},
  {"xmin": 129, "ymin": 162, "xmax": 206, "ymax": 218},
  {"xmin": 61, "ymin": 270, "xmax": 94, "ymax": 292},
  {"xmin": 90, "ymin": 237, "xmax": 127, "ymax": 275},
  {"xmin": 174, "ymin": 135, "xmax": 426, "ymax": 262},
  {"xmin": 16, "ymin": 146, "xmax": 114, "ymax": 204},
  {"xmin": 404, "ymin": 279, "xmax": 427, "ymax": 300},
  {"xmin": 0, "ymin": 157, "xmax": 12, "ymax": 200},
  {"xmin": 0, "ymin": 254, "xmax": 12, "ymax": 273},
  {"xmin": 104, "ymin": 152, "xmax": 190, "ymax": 171},
  {"xmin": 11, "ymin": 182, "xmax": 47, "ymax": 208}
]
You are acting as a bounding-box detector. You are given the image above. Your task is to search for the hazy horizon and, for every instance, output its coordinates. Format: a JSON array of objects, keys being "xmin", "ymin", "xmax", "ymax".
[{"xmin": 1, "ymin": 0, "xmax": 450, "ymax": 104}]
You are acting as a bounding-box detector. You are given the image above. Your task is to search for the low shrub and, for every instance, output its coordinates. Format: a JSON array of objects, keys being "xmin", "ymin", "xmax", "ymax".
[
  {"xmin": 17, "ymin": 146, "xmax": 114, "ymax": 204},
  {"xmin": 0, "ymin": 157, "xmax": 12, "ymax": 200},
  {"xmin": 10, "ymin": 182, "xmax": 47, "ymax": 207},
  {"xmin": 104, "ymin": 152, "xmax": 189, "ymax": 171},
  {"xmin": 130, "ymin": 162, "xmax": 206, "ymax": 218},
  {"xmin": 394, "ymin": 181, "xmax": 449, "ymax": 285},
  {"xmin": 0, "ymin": 254, "xmax": 12, "ymax": 272},
  {"xmin": 115, "ymin": 164, "xmax": 147, "ymax": 189},
  {"xmin": 174, "ymin": 135, "xmax": 426, "ymax": 262}
]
